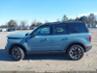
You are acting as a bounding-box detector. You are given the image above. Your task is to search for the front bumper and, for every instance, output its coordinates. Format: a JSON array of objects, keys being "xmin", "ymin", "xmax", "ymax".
[
  {"xmin": 5, "ymin": 42, "xmax": 12, "ymax": 54},
  {"xmin": 5, "ymin": 46, "xmax": 10, "ymax": 54}
]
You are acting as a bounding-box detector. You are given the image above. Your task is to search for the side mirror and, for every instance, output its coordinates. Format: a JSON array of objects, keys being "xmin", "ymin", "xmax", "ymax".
[
  {"xmin": 26, "ymin": 33, "xmax": 35, "ymax": 39},
  {"xmin": 31, "ymin": 33, "xmax": 35, "ymax": 37},
  {"xmin": 25, "ymin": 33, "xmax": 29, "ymax": 36}
]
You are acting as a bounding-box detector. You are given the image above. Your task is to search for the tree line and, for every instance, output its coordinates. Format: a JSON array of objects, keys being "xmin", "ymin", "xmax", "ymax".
[
  {"xmin": 0, "ymin": 13, "xmax": 97, "ymax": 30},
  {"xmin": 62, "ymin": 13, "xmax": 97, "ymax": 28}
]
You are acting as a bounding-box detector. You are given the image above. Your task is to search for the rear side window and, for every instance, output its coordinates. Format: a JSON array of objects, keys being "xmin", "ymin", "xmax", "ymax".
[
  {"xmin": 67, "ymin": 23, "xmax": 88, "ymax": 33},
  {"xmin": 53, "ymin": 24, "xmax": 67, "ymax": 35}
]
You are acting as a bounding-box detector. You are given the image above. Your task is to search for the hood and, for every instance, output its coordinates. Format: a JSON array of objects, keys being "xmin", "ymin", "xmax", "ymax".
[{"xmin": 8, "ymin": 31, "xmax": 32, "ymax": 39}]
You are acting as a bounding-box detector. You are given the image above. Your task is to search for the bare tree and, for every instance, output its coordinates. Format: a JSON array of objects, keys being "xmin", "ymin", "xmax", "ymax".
[
  {"xmin": 62, "ymin": 15, "xmax": 68, "ymax": 22},
  {"xmin": 20, "ymin": 21, "xmax": 27, "ymax": 30},
  {"xmin": 7, "ymin": 20, "xmax": 17, "ymax": 30},
  {"xmin": 30, "ymin": 21, "xmax": 42, "ymax": 29},
  {"xmin": 87, "ymin": 13, "xmax": 96, "ymax": 28}
]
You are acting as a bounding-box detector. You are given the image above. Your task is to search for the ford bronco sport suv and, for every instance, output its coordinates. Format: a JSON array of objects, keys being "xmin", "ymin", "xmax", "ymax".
[{"xmin": 5, "ymin": 21, "xmax": 92, "ymax": 61}]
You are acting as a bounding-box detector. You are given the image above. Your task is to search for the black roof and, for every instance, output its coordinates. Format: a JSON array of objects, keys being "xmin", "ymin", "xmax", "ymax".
[{"xmin": 44, "ymin": 21, "xmax": 84, "ymax": 26}]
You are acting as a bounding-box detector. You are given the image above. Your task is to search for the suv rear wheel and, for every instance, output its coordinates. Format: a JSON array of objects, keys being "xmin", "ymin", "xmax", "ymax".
[
  {"xmin": 67, "ymin": 44, "xmax": 84, "ymax": 60},
  {"xmin": 10, "ymin": 46, "xmax": 25, "ymax": 61}
]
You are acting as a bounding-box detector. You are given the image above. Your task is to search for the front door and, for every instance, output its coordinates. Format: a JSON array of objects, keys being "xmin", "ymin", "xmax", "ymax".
[{"xmin": 27, "ymin": 25, "xmax": 53, "ymax": 51}]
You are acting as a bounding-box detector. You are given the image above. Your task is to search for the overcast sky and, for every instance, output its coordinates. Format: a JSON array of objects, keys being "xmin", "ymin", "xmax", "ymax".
[{"xmin": 0, "ymin": 0, "xmax": 97, "ymax": 25}]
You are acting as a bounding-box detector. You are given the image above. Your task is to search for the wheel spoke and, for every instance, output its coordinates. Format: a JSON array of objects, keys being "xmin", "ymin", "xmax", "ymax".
[
  {"xmin": 69, "ymin": 45, "xmax": 83, "ymax": 60},
  {"xmin": 11, "ymin": 47, "xmax": 21, "ymax": 60}
]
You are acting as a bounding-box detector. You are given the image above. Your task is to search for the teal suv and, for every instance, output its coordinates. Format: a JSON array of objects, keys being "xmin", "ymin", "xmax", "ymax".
[{"xmin": 5, "ymin": 21, "xmax": 92, "ymax": 61}]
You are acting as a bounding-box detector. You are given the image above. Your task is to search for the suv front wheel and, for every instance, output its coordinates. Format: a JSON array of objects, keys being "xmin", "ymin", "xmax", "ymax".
[
  {"xmin": 67, "ymin": 44, "xmax": 84, "ymax": 60},
  {"xmin": 10, "ymin": 46, "xmax": 25, "ymax": 61}
]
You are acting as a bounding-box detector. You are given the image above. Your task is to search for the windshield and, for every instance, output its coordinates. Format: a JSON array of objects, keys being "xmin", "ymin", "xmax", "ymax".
[{"xmin": 30, "ymin": 26, "xmax": 39, "ymax": 35}]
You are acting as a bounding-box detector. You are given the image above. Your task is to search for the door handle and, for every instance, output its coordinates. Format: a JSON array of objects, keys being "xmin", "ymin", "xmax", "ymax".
[
  {"xmin": 61, "ymin": 38, "xmax": 68, "ymax": 40},
  {"xmin": 40, "ymin": 38, "xmax": 47, "ymax": 41}
]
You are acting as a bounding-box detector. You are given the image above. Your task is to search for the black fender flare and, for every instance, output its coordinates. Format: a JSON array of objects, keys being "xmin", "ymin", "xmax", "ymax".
[
  {"xmin": 65, "ymin": 42, "xmax": 86, "ymax": 52},
  {"xmin": 9, "ymin": 43, "xmax": 27, "ymax": 55}
]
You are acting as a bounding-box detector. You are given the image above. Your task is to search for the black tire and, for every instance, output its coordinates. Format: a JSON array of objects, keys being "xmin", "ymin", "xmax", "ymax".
[
  {"xmin": 10, "ymin": 46, "xmax": 25, "ymax": 61},
  {"xmin": 67, "ymin": 44, "xmax": 84, "ymax": 60}
]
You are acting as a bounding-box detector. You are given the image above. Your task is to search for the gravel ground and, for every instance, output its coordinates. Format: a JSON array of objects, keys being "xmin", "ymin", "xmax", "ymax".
[{"xmin": 0, "ymin": 29, "xmax": 97, "ymax": 72}]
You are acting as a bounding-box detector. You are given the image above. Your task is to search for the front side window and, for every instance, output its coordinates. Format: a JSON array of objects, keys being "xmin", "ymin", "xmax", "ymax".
[{"xmin": 35, "ymin": 26, "xmax": 50, "ymax": 35}]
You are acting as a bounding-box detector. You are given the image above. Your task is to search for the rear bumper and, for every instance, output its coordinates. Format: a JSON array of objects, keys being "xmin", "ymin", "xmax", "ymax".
[{"xmin": 85, "ymin": 45, "xmax": 92, "ymax": 52}]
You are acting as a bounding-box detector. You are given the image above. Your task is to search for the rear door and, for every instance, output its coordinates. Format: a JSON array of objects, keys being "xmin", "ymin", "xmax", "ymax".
[{"xmin": 50, "ymin": 23, "xmax": 69, "ymax": 50}]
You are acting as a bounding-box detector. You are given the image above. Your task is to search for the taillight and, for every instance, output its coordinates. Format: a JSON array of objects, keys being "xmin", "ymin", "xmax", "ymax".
[{"xmin": 88, "ymin": 35, "xmax": 91, "ymax": 42}]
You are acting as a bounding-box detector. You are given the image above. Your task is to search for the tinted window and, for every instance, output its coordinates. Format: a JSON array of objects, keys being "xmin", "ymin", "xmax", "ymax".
[
  {"xmin": 35, "ymin": 26, "xmax": 50, "ymax": 35},
  {"xmin": 53, "ymin": 24, "xmax": 67, "ymax": 35},
  {"xmin": 67, "ymin": 23, "xmax": 88, "ymax": 33}
]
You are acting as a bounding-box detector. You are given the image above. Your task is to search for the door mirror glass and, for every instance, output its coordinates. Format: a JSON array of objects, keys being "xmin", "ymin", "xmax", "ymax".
[{"xmin": 25, "ymin": 33, "xmax": 29, "ymax": 36}]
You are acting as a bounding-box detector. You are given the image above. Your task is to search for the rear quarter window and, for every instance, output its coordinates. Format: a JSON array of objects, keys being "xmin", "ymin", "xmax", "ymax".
[{"xmin": 67, "ymin": 23, "xmax": 89, "ymax": 33}]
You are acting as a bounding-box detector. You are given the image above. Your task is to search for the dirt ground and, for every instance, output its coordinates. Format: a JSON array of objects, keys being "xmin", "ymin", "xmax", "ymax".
[{"xmin": 0, "ymin": 29, "xmax": 97, "ymax": 72}]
